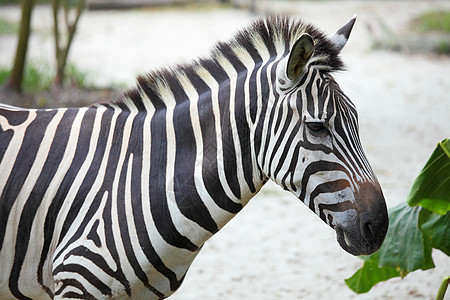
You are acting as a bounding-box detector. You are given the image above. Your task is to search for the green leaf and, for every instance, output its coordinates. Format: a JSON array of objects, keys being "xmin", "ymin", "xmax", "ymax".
[
  {"xmin": 420, "ymin": 211, "xmax": 450, "ymax": 256},
  {"xmin": 378, "ymin": 203, "xmax": 435, "ymax": 272},
  {"xmin": 345, "ymin": 203, "xmax": 435, "ymax": 293},
  {"xmin": 345, "ymin": 252, "xmax": 400, "ymax": 293},
  {"xmin": 416, "ymin": 198, "xmax": 450, "ymax": 216},
  {"xmin": 407, "ymin": 138, "xmax": 450, "ymax": 215}
]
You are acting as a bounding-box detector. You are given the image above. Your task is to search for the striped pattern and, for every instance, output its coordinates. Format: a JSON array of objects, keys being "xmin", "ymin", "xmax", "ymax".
[{"xmin": 0, "ymin": 16, "xmax": 387, "ymax": 299}]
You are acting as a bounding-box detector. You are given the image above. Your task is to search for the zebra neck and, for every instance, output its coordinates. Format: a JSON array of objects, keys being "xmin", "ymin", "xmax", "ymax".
[
  {"xmin": 112, "ymin": 69, "xmax": 266, "ymax": 247},
  {"xmin": 107, "ymin": 35, "xmax": 288, "ymax": 238},
  {"xmin": 163, "ymin": 71, "xmax": 265, "ymax": 231}
]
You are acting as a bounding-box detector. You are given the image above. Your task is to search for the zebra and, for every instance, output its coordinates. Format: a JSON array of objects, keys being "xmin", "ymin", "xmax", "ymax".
[{"xmin": 0, "ymin": 15, "xmax": 388, "ymax": 299}]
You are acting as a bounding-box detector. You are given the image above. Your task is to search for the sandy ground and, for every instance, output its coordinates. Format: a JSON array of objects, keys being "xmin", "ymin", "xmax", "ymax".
[{"xmin": 1, "ymin": 1, "xmax": 449, "ymax": 299}]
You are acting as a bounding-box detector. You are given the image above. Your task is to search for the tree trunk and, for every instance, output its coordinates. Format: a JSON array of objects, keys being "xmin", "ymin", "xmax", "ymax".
[
  {"xmin": 3, "ymin": 0, "xmax": 35, "ymax": 93},
  {"xmin": 52, "ymin": 0, "xmax": 86, "ymax": 88}
]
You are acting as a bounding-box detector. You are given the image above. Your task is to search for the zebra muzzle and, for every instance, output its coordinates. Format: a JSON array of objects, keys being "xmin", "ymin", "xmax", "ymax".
[{"xmin": 335, "ymin": 227, "xmax": 360, "ymax": 256}]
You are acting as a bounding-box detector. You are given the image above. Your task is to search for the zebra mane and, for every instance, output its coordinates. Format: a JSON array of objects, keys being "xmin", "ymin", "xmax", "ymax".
[{"xmin": 116, "ymin": 15, "xmax": 345, "ymax": 111}]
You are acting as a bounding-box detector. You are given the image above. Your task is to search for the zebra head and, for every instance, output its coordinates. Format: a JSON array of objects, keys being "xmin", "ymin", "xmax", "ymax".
[{"xmin": 261, "ymin": 17, "xmax": 388, "ymax": 256}]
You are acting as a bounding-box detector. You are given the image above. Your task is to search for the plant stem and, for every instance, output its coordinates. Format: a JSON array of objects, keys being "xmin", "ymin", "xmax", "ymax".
[{"xmin": 436, "ymin": 275, "xmax": 449, "ymax": 300}]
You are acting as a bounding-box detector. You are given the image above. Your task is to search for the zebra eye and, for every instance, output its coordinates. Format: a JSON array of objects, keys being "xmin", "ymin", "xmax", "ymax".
[{"xmin": 306, "ymin": 122, "xmax": 327, "ymax": 135}]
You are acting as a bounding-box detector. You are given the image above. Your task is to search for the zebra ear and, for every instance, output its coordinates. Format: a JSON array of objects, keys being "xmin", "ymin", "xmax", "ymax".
[
  {"xmin": 286, "ymin": 33, "xmax": 315, "ymax": 81},
  {"xmin": 329, "ymin": 15, "xmax": 357, "ymax": 52}
]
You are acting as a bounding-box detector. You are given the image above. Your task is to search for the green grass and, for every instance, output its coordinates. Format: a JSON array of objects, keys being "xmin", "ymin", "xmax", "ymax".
[
  {"xmin": 0, "ymin": 63, "xmax": 52, "ymax": 92},
  {"xmin": 436, "ymin": 40, "xmax": 450, "ymax": 55},
  {"xmin": 0, "ymin": 0, "xmax": 50, "ymax": 4},
  {"xmin": 0, "ymin": 62, "xmax": 93, "ymax": 92},
  {"xmin": 410, "ymin": 10, "xmax": 450, "ymax": 55},
  {"xmin": 0, "ymin": 18, "xmax": 18, "ymax": 35},
  {"xmin": 412, "ymin": 10, "xmax": 450, "ymax": 33},
  {"xmin": 3, "ymin": 62, "xmax": 53, "ymax": 92},
  {"xmin": 0, "ymin": 67, "xmax": 9, "ymax": 84},
  {"xmin": 24, "ymin": 63, "xmax": 53, "ymax": 92},
  {"xmin": 64, "ymin": 64, "xmax": 92, "ymax": 88}
]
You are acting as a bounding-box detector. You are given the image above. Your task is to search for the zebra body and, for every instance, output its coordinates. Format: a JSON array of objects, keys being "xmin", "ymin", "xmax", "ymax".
[{"xmin": 0, "ymin": 16, "xmax": 388, "ymax": 299}]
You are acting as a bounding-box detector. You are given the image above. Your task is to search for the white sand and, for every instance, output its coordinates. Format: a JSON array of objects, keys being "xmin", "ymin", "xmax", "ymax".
[{"xmin": 0, "ymin": 1, "xmax": 449, "ymax": 299}]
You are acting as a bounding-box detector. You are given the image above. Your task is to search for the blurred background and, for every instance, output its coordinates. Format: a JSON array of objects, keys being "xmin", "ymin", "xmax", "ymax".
[{"xmin": 0, "ymin": 0, "xmax": 449, "ymax": 299}]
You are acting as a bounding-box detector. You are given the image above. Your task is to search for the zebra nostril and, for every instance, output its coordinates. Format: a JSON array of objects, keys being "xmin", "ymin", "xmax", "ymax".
[
  {"xmin": 360, "ymin": 213, "xmax": 378, "ymax": 243},
  {"xmin": 361, "ymin": 221, "xmax": 375, "ymax": 242}
]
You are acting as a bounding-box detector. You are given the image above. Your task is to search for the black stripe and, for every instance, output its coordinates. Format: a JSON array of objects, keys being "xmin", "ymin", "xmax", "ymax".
[
  {"xmin": 0, "ymin": 109, "xmax": 57, "ymax": 255},
  {"xmin": 305, "ymin": 69, "xmax": 316, "ymax": 118},
  {"xmin": 234, "ymin": 97, "xmax": 256, "ymax": 193},
  {"xmin": 235, "ymin": 70, "xmax": 255, "ymax": 187},
  {"xmin": 248, "ymin": 60, "xmax": 262, "ymax": 123},
  {"xmin": 316, "ymin": 77, "xmax": 326, "ymax": 119},
  {"xmin": 273, "ymin": 99, "xmax": 285, "ymax": 134},
  {"xmin": 286, "ymin": 143, "xmax": 302, "ymax": 192},
  {"xmin": 309, "ymin": 179, "xmax": 351, "ymax": 214},
  {"xmin": 318, "ymin": 200, "xmax": 355, "ymax": 223},
  {"xmin": 117, "ymin": 112, "xmax": 175, "ymax": 295},
  {"xmin": 54, "ymin": 278, "xmax": 96, "ymax": 299},
  {"xmin": 254, "ymin": 62, "xmax": 277, "ymax": 161},
  {"xmin": 116, "ymin": 114, "xmax": 151, "ymax": 292},
  {"xmin": 53, "ymin": 258, "xmax": 113, "ymax": 297},
  {"xmin": 100, "ymin": 111, "xmax": 132, "ymax": 295},
  {"xmin": 39, "ymin": 107, "xmax": 97, "ymax": 293},
  {"xmin": 260, "ymin": 99, "xmax": 277, "ymax": 176},
  {"xmin": 299, "ymin": 160, "xmax": 351, "ymax": 207},
  {"xmin": 336, "ymin": 96, "xmax": 368, "ymax": 174},
  {"xmin": 219, "ymin": 43, "xmax": 247, "ymax": 73},
  {"xmin": 54, "ymin": 107, "xmax": 114, "ymax": 255},
  {"xmin": 171, "ymin": 76, "xmax": 219, "ymax": 233},
  {"xmin": 87, "ymin": 219, "xmax": 101, "ymax": 248},
  {"xmin": 0, "ymin": 108, "xmax": 29, "ymax": 126},
  {"xmin": 203, "ymin": 62, "xmax": 241, "ymax": 200},
  {"xmin": 56, "ymin": 110, "xmax": 132, "ymax": 295},
  {"xmin": 125, "ymin": 88, "xmax": 147, "ymax": 111},
  {"xmin": 149, "ymin": 106, "xmax": 199, "ymax": 252},
  {"xmin": 260, "ymin": 61, "xmax": 284, "ymax": 174},
  {"xmin": 185, "ymin": 68, "xmax": 242, "ymax": 213},
  {"xmin": 273, "ymin": 120, "xmax": 301, "ymax": 180},
  {"xmin": 229, "ymin": 45, "xmax": 269, "ymax": 193},
  {"xmin": 332, "ymin": 105, "xmax": 364, "ymax": 179},
  {"xmin": 118, "ymin": 114, "xmax": 182, "ymax": 292},
  {"xmin": 0, "ymin": 127, "xmax": 13, "ymax": 166},
  {"xmin": 138, "ymin": 75, "xmax": 166, "ymax": 111},
  {"xmin": 10, "ymin": 109, "xmax": 76, "ymax": 298},
  {"xmin": 268, "ymin": 103, "xmax": 294, "ymax": 173}
]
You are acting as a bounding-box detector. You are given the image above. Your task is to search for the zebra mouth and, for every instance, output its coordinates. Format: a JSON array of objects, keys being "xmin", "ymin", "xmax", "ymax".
[{"xmin": 335, "ymin": 227, "xmax": 360, "ymax": 256}]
